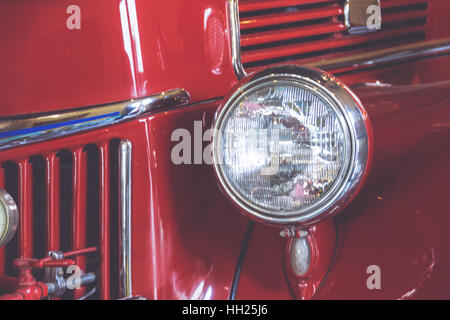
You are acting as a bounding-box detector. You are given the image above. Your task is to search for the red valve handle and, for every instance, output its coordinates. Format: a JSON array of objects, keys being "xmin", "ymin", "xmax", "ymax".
[{"xmin": 13, "ymin": 257, "xmax": 75, "ymax": 269}]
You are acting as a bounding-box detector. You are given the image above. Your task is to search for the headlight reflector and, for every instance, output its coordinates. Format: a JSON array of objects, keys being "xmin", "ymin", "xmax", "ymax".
[{"xmin": 213, "ymin": 66, "xmax": 371, "ymax": 225}]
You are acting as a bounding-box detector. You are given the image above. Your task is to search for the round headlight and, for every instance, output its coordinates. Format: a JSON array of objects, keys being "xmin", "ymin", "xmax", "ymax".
[
  {"xmin": 0, "ymin": 189, "xmax": 19, "ymax": 247},
  {"xmin": 213, "ymin": 66, "xmax": 372, "ymax": 226}
]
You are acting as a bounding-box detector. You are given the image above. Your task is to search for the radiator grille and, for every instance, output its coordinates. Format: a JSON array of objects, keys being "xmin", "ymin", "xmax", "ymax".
[
  {"xmin": 239, "ymin": 0, "xmax": 429, "ymax": 68},
  {"xmin": 0, "ymin": 140, "xmax": 122, "ymax": 300}
]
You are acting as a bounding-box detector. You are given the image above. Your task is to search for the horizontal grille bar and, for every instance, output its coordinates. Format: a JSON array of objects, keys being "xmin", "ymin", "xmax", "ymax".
[{"xmin": 238, "ymin": 0, "xmax": 429, "ymax": 69}]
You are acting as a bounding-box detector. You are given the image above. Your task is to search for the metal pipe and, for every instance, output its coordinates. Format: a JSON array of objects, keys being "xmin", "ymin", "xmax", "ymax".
[{"xmin": 46, "ymin": 272, "xmax": 96, "ymax": 295}]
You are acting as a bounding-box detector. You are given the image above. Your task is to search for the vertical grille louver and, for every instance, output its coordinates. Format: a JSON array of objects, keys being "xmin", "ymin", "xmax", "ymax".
[
  {"xmin": 0, "ymin": 140, "xmax": 122, "ymax": 300},
  {"xmin": 239, "ymin": 0, "xmax": 429, "ymax": 68}
]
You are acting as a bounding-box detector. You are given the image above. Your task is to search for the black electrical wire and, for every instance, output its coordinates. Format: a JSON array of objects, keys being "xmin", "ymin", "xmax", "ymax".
[{"xmin": 229, "ymin": 220, "xmax": 255, "ymax": 300}]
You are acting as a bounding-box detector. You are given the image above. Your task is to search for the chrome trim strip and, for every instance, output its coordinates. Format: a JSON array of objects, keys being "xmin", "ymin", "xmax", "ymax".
[
  {"xmin": 0, "ymin": 88, "xmax": 190, "ymax": 150},
  {"xmin": 227, "ymin": 0, "xmax": 450, "ymax": 75},
  {"xmin": 309, "ymin": 38, "xmax": 450, "ymax": 72},
  {"xmin": 228, "ymin": 0, "xmax": 246, "ymax": 80},
  {"xmin": 119, "ymin": 140, "xmax": 132, "ymax": 298}
]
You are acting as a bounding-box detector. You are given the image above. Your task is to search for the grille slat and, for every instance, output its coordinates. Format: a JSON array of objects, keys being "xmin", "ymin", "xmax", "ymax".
[
  {"xmin": 242, "ymin": 24, "xmax": 426, "ymax": 64},
  {"xmin": 240, "ymin": 6, "xmax": 343, "ymax": 30},
  {"xmin": 382, "ymin": 9, "xmax": 428, "ymax": 24},
  {"xmin": 239, "ymin": 0, "xmax": 429, "ymax": 68},
  {"xmin": 99, "ymin": 143, "xmax": 110, "ymax": 300},
  {"xmin": 0, "ymin": 140, "xmax": 121, "ymax": 299},
  {"xmin": 45, "ymin": 153, "xmax": 60, "ymax": 252},
  {"xmin": 18, "ymin": 159, "xmax": 33, "ymax": 259},
  {"xmin": 240, "ymin": 0, "xmax": 334, "ymax": 12},
  {"xmin": 71, "ymin": 147, "xmax": 88, "ymax": 299},
  {"xmin": 242, "ymin": 22, "xmax": 346, "ymax": 46},
  {"xmin": 382, "ymin": 0, "xmax": 427, "ymax": 9}
]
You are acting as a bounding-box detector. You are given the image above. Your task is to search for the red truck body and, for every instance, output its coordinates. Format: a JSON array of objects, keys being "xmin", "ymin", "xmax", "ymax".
[{"xmin": 0, "ymin": 0, "xmax": 450, "ymax": 299}]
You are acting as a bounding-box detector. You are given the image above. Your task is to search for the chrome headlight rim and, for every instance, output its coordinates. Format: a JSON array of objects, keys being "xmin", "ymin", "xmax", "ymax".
[
  {"xmin": 0, "ymin": 189, "xmax": 19, "ymax": 247},
  {"xmin": 213, "ymin": 65, "xmax": 372, "ymax": 226}
]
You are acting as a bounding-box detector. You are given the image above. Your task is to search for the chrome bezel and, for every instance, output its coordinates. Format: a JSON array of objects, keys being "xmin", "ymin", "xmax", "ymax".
[
  {"xmin": 213, "ymin": 65, "xmax": 371, "ymax": 226},
  {"xmin": 0, "ymin": 189, "xmax": 19, "ymax": 247}
]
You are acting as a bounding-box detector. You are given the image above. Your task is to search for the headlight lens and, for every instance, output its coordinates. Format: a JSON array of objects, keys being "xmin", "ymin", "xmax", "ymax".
[
  {"xmin": 219, "ymin": 81, "xmax": 348, "ymax": 212},
  {"xmin": 213, "ymin": 66, "xmax": 371, "ymax": 225}
]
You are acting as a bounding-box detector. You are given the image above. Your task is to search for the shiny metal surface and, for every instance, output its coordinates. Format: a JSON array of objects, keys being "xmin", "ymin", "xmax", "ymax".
[
  {"xmin": 310, "ymin": 38, "xmax": 450, "ymax": 73},
  {"xmin": 227, "ymin": 0, "xmax": 450, "ymax": 75},
  {"xmin": 0, "ymin": 88, "xmax": 190, "ymax": 151},
  {"xmin": 44, "ymin": 250, "xmax": 66, "ymax": 297},
  {"xmin": 46, "ymin": 272, "xmax": 96, "ymax": 296},
  {"xmin": 119, "ymin": 140, "xmax": 133, "ymax": 298},
  {"xmin": 228, "ymin": 0, "xmax": 246, "ymax": 80},
  {"xmin": 344, "ymin": 0, "xmax": 381, "ymax": 35},
  {"xmin": 213, "ymin": 65, "xmax": 372, "ymax": 226},
  {"xmin": 0, "ymin": 189, "xmax": 19, "ymax": 247}
]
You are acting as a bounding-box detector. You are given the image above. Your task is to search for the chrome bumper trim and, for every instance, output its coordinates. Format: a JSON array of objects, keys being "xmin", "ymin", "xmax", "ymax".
[
  {"xmin": 119, "ymin": 140, "xmax": 133, "ymax": 298},
  {"xmin": 0, "ymin": 88, "xmax": 190, "ymax": 150}
]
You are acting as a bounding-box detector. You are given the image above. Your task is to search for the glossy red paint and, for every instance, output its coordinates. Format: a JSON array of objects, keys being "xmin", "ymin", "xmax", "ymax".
[
  {"xmin": 0, "ymin": 58, "xmax": 450, "ymax": 299},
  {"xmin": 242, "ymin": 25, "xmax": 426, "ymax": 64},
  {"xmin": 1, "ymin": 55, "xmax": 450, "ymax": 298},
  {"xmin": 18, "ymin": 160, "xmax": 33, "ymax": 259},
  {"xmin": 0, "ymin": 282, "xmax": 48, "ymax": 301},
  {"xmin": 240, "ymin": 7, "xmax": 343, "ymax": 30},
  {"xmin": 45, "ymin": 153, "xmax": 60, "ymax": 252},
  {"xmin": 64, "ymin": 247, "xmax": 97, "ymax": 258},
  {"xmin": 239, "ymin": 0, "xmax": 332, "ymax": 12},
  {"xmin": 136, "ymin": 61, "xmax": 449, "ymax": 299},
  {"xmin": 71, "ymin": 148, "xmax": 87, "ymax": 299},
  {"xmin": 137, "ymin": 102, "xmax": 250, "ymax": 299},
  {"xmin": 234, "ymin": 222, "xmax": 293, "ymax": 299},
  {"xmin": 0, "ymin": 100, "xmax": 250, "ymax": 300},
  {"xmin": 244, "ymin": 0, "xmax": 450, "ymax": 73},
  {"xmin": 230, "ymin": 56, "xmax": 450, "ymax": 300},
  {"xmin": 0, "ymin": 0, "xmax": 450, "ymax": 301},
  {"xmin": 241, "ymin": 23, "xmax": 346, "ymax": 47},
  {"xmin": 316, "ymin": 130, "xmax": 450, "ymax": 299},
  {"xmin": 0, "ymin": 258, "xmax": 66, "ymax": 300},
  {"xmin": 0, "ymin": 0, "xmax": 237, "ymax": 117},
  {"xmin": 284, "ymin": 219, "xmax": 336, "ymax": 300}
]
